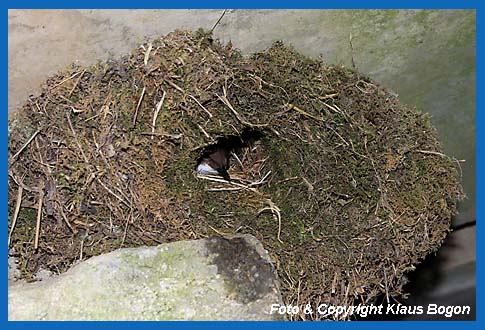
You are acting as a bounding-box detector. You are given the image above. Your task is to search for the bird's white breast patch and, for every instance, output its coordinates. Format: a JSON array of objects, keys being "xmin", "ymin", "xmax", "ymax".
[{"xmin": 196, "ymin": 162, "xmax": 219, "ymax": 175}]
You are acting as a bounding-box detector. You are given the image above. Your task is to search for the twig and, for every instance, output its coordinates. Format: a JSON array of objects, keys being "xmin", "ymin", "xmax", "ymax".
[
  {"xmin": 208, "ymin": 224, "xmax": 231, "ymax": 236},
  {"xmin": 355, "ymin": 80, "xmax": 376, "ymax": 94},
  {"xmin": 50, "ymin": 71, "xmax": 82, "ymax": 89},
  {"xmin": 164, "ymin": 78, "xmax": 185, "ymax": 93},
  {"xmin": 120, "ymin": 215, "xmax": 130, "ymax": 248},
  {"xmin": 66, "ymin": 113, "xmax": 89, "ymax": 164},
  {"xmin": 197, "ymin": 124, "xmax": 212, "ymax": 140},
  {"xmin": 58, "ymin": 202, "xmax": 74, "ymax": 232},
  {"xmin": 8, "ymin": 170, "xmax": 38, "ymax": 193},
  {"xmin": 258, "ymin": 199, "xmax": 283, "ymax": 243},
  {"xmin": 151, "ymin": 90, "xmax": 166, "ymax": 139},
  {"xmin": 300, "ymin": 176, "xmax": 314, "ymax": 194},
  {"xmin": 349, "ymin": 32, "xmax": 356, "ymax": 70},
  {"xmin": 453, "ymin": 157, "xmax": 465, "ymax": 180},
  {"xmin": 328, "ymin": 125, "xmax": 350, "ymax": 147},
  {"xmin": 132, "ymin": 87, "xmax": 146, "ymax": 127},
  {"xmin": 143, "ymin": 42, "xmax": 153, "ymax": 66},
  {"xmin": 8, "ymin": 185, "xmax": 23, "ymax": 247},
  {"xmin": 139, "ymin": 132, "xmax": 183, "ymax": 139},
  {"xmin": 218, "ymin": 87, "xmax": 268, "ymax": 127},
  {"xmin": 322, "ymin": 101, "xmax": 345, "ymax": 117},
  {"xmin": 248, "ymin": 73, "xmax": 290, "ymax": 100},
  {"xmin": 319, "ymin": 93, "xmax": 339, "ymax": 100},
  {"xmin": 415, "ymin": 149, "xmax": 447, "ymax": 157},
  {"xmin": 250, "ymin": 171, "xmax": 272, "ymax": 186},
  {"xmin": 277, "ymin": 176, "xmax": 299, "ymax": 184},
  {"xmin": 68, "ymin": 69, "xmax": 86, "ymax": 97},
  {"xmin": 231, "ymin": 151, "xmax": 244, "ymax": 169},
  {"xmin": 165, "ymin": 79, "xmax": 213, "ymax": 118},
  {"xmin": 34, "ymin": 182, "xmax": 45, "ymax": 250},
  {"xmin": 189, "ymin": 94, "xmax": 213, "ymax": 118},
  {"xmin": 210, "ymin": 9, "xmax": 227, "ymax": 33},
  {"xmin": 199, "ymin": 174, "xmax": 245, "ymax": 187},
  {"xmin": 200, "ymin": 171, "xmax": 271, "ymax": 193},
  {"xmin": 79, "ymin": 239, "xmax": 84, "ymax": 261},
  {"xmin": 206, "ymin": 186, "xmax": 251, "ymax": 192},
  {"xmin": 97, "ymin": 178, "xmax": 130, "ymax": 207},
  {"xmin": 285, "ymin": 103, "xmax": 325, "ymax": 122},
  {"xmin": 10, "ymin": 129, "xmax": 40, "ymax": 162},
  {"xmin": 383, "ymin": 268, "xmax": 390, "ymax": 304},
  {"xmin": 69, "ymin": 106, "xmax": 86, "ymax": 114},
  {"xmin": 34, "ymin": 136, "xmax": 53, "ymax": 175}
]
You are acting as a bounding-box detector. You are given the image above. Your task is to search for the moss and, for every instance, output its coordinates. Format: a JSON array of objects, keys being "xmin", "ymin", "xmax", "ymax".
[{"xmin": 8, "ymin": 30, "xmax": 462, "ymax": 320}]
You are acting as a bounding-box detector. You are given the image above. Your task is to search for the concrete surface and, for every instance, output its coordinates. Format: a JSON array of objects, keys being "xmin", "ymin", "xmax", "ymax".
[{"xmin": 9, "ymin": 234, "xmax": 284, "ymax": 321}]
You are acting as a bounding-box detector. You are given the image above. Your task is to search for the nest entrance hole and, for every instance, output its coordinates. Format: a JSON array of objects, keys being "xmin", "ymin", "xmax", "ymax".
[{"xmin": 195, "ymin": 129, "xmax": 265, "ymax": 180}]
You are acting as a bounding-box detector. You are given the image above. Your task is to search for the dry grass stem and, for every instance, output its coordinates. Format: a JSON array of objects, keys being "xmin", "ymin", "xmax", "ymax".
[
  {"xmin": 200, "ymin": 171, "xmax": 271, "ymax": 193},
  {"xmin": 10, "ymin": 129, "xmax": 40, "ymax": 162},
  {"xmin": 415, "ymin": 149, "xmax": 447, "ymax": 157},
  {"xmin": 66, "ymin": 113, "xmax": 89, "ymax": 164},
  {"xmin": 319, "ymin": 93, "xmax": 339, "ymax": 100},
  {"xmin": 34, "ymin": 182, "xmax": 45, "ymax": 250},
  {"xmin": 8, "ymin": 185, "xmax": 23, "ymax": 247},
  {"xmin": 384, "ymin": 268, "xmax": 390, "ymax": 304},
  {"xmin": 151, "ymin": 90, "xmax": 166, "ymax": 139},
  {"xmin": 97, "ymin": 178, "xmax": 130, "ymax": 207},
  {"xmin": 50, "ymin": 70, "xmax": 82, "ymax": 89},
  {"xmin": 143, "ymin": 42, "xmax": 153, "ymax": 66},
  {"xmin": 189, "ymin": 94, "xmax": 213, "ymax": 118},
  {"xmin": 197, "ymin": 124, "xmax": 212, "ymax": 140},
  {"xmin": 165, "ymin": 79, "xmax": 213, "ymax": 118},
  {"xmin": 285, "ymin": 103, "xmax": 325, "ymax": 122},
  {"xmin": 132, "ymin": 87, "xmax": 146, "ymax": 127},
  {"xmin": 218, "ymin": 87, "xmax": 268, "ymax": 127},
  {"xmin": 210, "ymin": 9, "xmax": 227, "ymax": 33},
  {"xmin": 258, "ymin": 199, "xmax": 283, "ymax": 243},
  {"xmin": 68, "ymin": 69, "xmax": 86, "ymax": 97}
]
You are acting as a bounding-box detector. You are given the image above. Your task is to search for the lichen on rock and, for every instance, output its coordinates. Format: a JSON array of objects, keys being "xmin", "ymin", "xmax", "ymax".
[{"xmin": 8, "ymin": 235, "xmax": 284, "ymax": 320}]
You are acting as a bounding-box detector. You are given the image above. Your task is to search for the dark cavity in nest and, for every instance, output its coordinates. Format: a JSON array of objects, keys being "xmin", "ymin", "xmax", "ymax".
[{"xmin": 195, "ymin": 128, "xmax": 264, "ymax": 180}]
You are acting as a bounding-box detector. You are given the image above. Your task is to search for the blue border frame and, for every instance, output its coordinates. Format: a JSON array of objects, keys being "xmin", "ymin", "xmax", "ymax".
[{"xmin": 3, "ymin": 1, "xmax": 480, "ymax": 328}]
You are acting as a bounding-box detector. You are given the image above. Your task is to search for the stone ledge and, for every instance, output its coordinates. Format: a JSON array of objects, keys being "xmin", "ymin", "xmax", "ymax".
[{"xmin": 8, "ymin": 234, "xmax": 284, "ymax": 321}]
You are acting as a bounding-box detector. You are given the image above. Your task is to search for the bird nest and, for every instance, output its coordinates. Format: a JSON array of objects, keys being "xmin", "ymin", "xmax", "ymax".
[{"xmin": 8, "ymin": 30, "xmax": 463, "ymax": 320}]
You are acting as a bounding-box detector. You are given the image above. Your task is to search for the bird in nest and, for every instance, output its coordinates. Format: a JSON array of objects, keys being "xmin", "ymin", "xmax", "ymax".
[{"xmin": 195, "ymin": 130, "xmax": 263, "ymax": 181}]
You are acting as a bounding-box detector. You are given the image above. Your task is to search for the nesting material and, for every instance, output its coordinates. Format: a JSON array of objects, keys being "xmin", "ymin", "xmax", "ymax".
[{"xmin": 8, "ymin": 30, "xmax": 462, "ymax": 320}]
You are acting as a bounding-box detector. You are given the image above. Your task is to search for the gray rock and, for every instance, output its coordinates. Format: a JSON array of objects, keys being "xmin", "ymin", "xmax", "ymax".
[
  {"xmin": 8, "ymin": 256, "xmax": 21, "ymax": 282},
  {"xmin": 8, "ymin": 234, "xmax": 284, "ymax": 320}
]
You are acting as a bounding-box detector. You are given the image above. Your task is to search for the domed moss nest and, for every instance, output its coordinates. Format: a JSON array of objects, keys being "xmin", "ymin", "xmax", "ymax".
[{"xmin": 8, "ymin": 30, "xmax": 462, "ymax": 320}]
